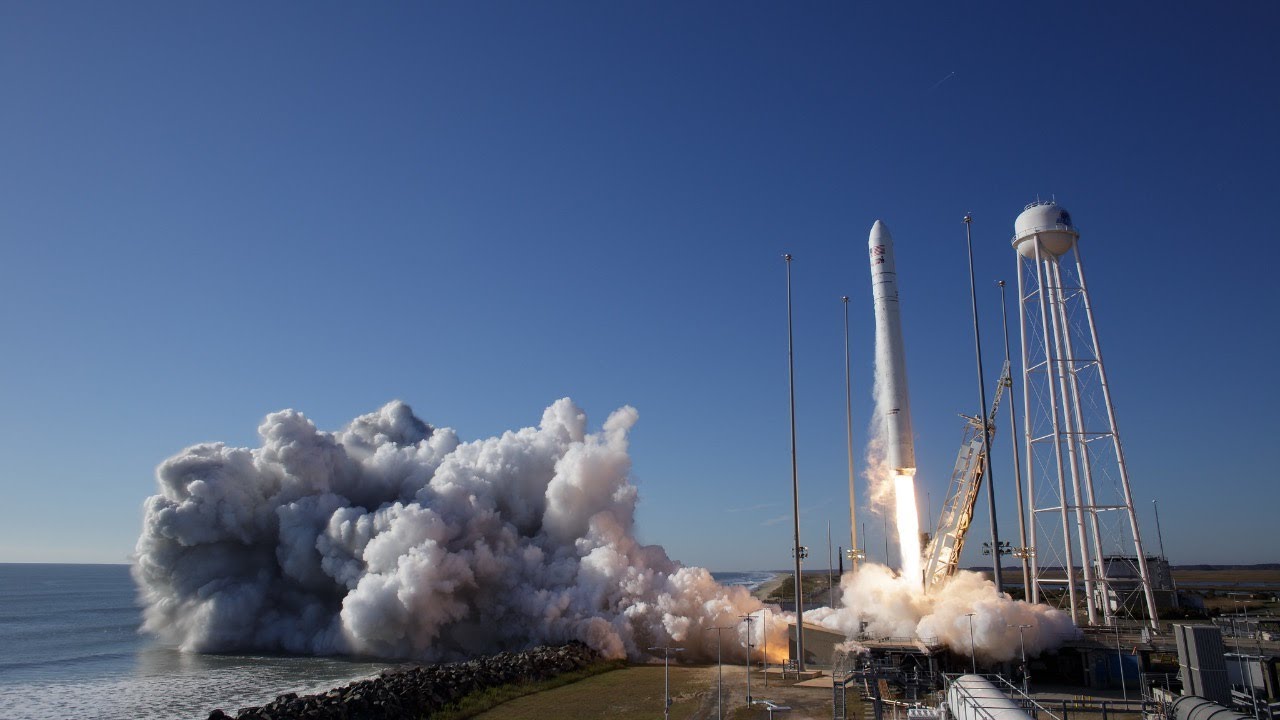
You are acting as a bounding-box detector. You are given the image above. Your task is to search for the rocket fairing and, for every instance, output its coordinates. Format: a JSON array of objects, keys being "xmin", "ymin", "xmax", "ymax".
[{"xmin": 868, "ymin": 220, "xmax": 917, "ymax": 475}]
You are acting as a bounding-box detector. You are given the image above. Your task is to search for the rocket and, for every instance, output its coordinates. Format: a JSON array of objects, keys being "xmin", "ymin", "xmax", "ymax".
[{"xmin": 868, "ymin": 220, "xmax": 916, "ymax": 475}]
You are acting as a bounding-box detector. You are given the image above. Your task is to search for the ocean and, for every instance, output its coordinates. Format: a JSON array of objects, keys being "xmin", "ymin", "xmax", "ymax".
[{"xmin": 0, "ymin": 564, "xmax": 779, "ymax": 720}]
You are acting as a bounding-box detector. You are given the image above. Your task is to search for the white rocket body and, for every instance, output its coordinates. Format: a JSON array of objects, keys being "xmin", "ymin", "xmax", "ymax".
[{"xmin": 868, "ymin": 220, "xmax": 916, "ymax": 474}]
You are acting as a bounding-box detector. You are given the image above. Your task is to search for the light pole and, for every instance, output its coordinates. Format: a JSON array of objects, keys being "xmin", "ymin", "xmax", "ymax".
[
  {"xmin": 784, "ymin": 253, "xmax": 806, "ymax": 672},
  {"xmin": 1009, "ymin": 624, "xmax": 1032, "ymax": 695},
  {"xmin": 648, "ymin": 646, "xmax": 684, "ymax": 720},
  {"xmin": 741, "ymin": 613, "xmax": 757, "ymax": 706},
  {"xmin": 842, "ymin": 295, "xmax": 860, "ymax": 569},
  {"xmin": 964, "ymin": 214, "xmax": 1004, "ymax": 594},
  {"xmin": 966, "ymin": 613, "xmax": 978, "ymax": 674},
  {"xmin": 707, "ymin": 628, "xmax": 729, "ymax": 720}
]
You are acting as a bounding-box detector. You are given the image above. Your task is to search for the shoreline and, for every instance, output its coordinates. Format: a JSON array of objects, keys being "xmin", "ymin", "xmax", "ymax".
[{"xmin": 751, "ymin": 572, "xmax": 790, "ymax": 602}]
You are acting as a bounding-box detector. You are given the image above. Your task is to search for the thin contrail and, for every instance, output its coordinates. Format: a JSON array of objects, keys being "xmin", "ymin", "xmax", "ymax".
[{"xmin": 929, "ymin": 71, "xmax": 957, "ymax": 90}]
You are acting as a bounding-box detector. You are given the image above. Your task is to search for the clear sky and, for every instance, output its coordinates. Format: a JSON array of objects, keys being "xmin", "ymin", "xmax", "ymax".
[{"xmin": 1, "ymin": 2, "xmax": 1276, "ymax": 570}]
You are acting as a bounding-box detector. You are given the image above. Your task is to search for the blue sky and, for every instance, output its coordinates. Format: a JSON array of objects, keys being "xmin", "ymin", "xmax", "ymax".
[{"xmin": 1, "ymin": 2, "xmax": 1276, "ymax": 569}]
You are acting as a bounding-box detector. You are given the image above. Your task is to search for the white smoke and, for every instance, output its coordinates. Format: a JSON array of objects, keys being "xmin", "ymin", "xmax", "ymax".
[
  {"xmin": 803, "ymin": 564, "xmax": 1080, "ymax": 662},
  {"xmin": 133, "ymin": 399, "xmax": 788, "ymax": 663}
]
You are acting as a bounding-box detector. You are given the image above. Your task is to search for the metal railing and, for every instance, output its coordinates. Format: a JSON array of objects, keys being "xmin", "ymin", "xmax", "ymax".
[{"xmin": 943, "ymin": 673, "xmax": 1069, "ymax": 720}]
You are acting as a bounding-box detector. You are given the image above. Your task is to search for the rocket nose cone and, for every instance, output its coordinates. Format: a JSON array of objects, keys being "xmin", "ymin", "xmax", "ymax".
[{"xmin": 870, "ymin": 219, "xmax": 892, "ymax": 244}]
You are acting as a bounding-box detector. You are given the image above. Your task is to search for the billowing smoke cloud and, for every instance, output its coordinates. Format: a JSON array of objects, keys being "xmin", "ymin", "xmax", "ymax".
[
  {"xmin": 133, "ymin": 400, "xmax": 785, "ymax": 663},
  {"xmin": 805, "ymin": 564, "xmax": 1080, "ymax": 661}
]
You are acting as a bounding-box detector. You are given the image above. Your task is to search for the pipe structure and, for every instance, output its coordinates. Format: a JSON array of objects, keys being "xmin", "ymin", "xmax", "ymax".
[{"xmin": 946, "ymin": 675, "xmax": 1035, "ymax": 720}]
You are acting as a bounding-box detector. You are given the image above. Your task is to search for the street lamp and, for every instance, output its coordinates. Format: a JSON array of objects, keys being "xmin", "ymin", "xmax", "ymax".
[
  {"xmin": 965, "ymin": 613, "xmax": 978, "ymax": 674},
  {"xmin": 1009, "ymin": 624, "xmax": 1033, "ymax": 695},
  {"xmin": 648, "ymin": 646, "xmax": 684, "ymax": 720},
  {"xmin": 707, "ymin": 627, "xmax": 729, "ymax": 720}
]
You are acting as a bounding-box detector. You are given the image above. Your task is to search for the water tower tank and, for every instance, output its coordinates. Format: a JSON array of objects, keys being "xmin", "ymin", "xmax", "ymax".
[{"xmin": 1013, "ymin": 200, "xmax": 1078, "ymax": 258}]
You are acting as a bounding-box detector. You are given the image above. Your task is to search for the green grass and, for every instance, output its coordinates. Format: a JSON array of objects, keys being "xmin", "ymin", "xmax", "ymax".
[
  {"xmin": 465, "ymin": 664, "xmax": 719, "ymax": 720},
  {"xmin": 763, "ymin": 572, "xmax": 837, "ymax": 604},
  {"xmin": 430, "ymin": 660, "xmax": 628, "ymax": 720}
]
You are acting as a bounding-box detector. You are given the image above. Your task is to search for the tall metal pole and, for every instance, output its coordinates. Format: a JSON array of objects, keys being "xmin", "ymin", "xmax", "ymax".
[
  {"xmin": 707, "ymin": 628, "xmax": 728, "ymax": 720},
  {"xmin": 784, "ymin": 253, "xmax": 805, "ymax": 671},
  {"xmin": 964, "ymin": 214, "xmax": 1003, "ymax": 593},
  {"xmin": 1000, "ymin": 280, "xmax": 1031, "ymax": 600},
  {"xmin": 827, "ymin": 520, "xmax": 835, "ymax": 608},
  {"xmin": 762, "ymin": 609, "xmax": 769, "ymax": 688},
  {"xmin": 1152, "ymin": 499, "xmax": 1167, "ymax": 559},
  {"xmin": 883, "ymin": 515, "xmax": 890, "ymax": 567},
  {"xmin": 1115, "ymin": 625, "xmax": 1127, "ymax": 701},
  {"xmin": 966, "ymin": 613, "xmax": 978, "ymax": 674},
  {"xmin": 843, "ymin": 296, "xmax": 859, "ymax": 567},
  {"xmin": 1010, "ymin": 624, "xmax": 1032, "ymax": 694},
  {"xmin": 648, "ymin": 646, "xmax": 684, "ymax": 720},
  {"xmin": 741, "ymin": 614, "xmax": 757, "ymax": 706}
]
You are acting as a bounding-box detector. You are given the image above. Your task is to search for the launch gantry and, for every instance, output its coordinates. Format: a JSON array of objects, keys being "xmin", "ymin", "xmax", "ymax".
[{"xmin": 921, "ymin": 360, "xmax": 1011, "ymax": 593}]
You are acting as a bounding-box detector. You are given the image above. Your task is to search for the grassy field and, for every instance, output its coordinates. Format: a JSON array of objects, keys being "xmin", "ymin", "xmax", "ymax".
[
  {"xmin": 431, "ymin": 660, "xmax": 626, "ymax": 720},
  {"xmin": 1171, "ymin": 567, "xmax": 1280, "ymax": 586},
  {"xmin": 469, "ymin": 664, "xmax": 838, "ymax": 720}
]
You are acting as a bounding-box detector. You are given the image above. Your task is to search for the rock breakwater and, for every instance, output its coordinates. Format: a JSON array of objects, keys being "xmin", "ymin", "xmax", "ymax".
[{"xmin": 206, "ymin": 642, "xmax": 600, "ymax": 720}]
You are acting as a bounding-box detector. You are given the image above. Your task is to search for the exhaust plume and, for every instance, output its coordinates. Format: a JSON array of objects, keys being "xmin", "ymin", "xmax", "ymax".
[
  {"xmin": 133, "ymin": 400, "xmax": 786, "ymax": 663},
  {"xmin": 805, "ymin": 564, "xmax": 1080, "ymax": 661}
]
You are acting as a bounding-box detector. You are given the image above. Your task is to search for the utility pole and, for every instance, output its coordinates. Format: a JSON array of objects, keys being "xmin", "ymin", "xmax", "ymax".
[
  {"xmin": 762, "ymin": 609, "xmax": 769, "ymax": 688},
  {"xmin": 706, "ymin": 628, "xmax": 729, "ymax": 720},
  {"xmin": 741, "ymin": 613, "xmax": 757, "ymax": 706},
  {"xmin": 648, "ymin": 646, "xmax": 684, "ymax": 720}
]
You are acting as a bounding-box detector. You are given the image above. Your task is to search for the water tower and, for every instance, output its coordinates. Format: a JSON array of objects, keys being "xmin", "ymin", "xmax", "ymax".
[{"xmin": 1012, "ymin": 201, "xmax": 1158, "ymax": 628}]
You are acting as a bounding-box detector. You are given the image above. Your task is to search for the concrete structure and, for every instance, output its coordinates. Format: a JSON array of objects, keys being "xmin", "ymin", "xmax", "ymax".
[{"xmin": 787, "ymin": 623, "xmax": 845, "ymax": 668}]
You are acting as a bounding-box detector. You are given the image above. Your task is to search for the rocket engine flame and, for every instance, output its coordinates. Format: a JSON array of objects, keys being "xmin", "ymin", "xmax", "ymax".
[
  {"xmin": 804, "ymin": 564, "xmax": 1081, "ymax": 662},
  {"xmin": 893, "ymin": 473, "xmax": 922, "ymax": 589}
]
